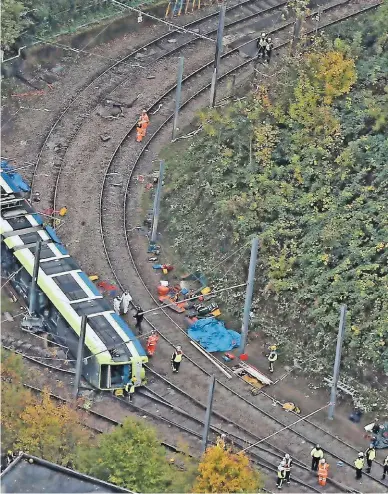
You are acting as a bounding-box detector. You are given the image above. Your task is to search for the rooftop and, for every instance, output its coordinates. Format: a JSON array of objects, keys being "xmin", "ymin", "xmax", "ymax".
[{"xmin": 1, "ymin": 454, "xmax": 133, "ymax": 493}]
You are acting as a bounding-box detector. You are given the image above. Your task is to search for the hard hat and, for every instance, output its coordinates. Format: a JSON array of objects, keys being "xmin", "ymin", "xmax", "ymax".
[
  {"xmin": 285, "ymin": 453, "xmax": 290, "ymax": 459},
  {"xmin": 320, "ymin": 458, "xmax": 325, "ymax": 464},
  {"xmin": 261, "ymin": 32, "xmax": 266, "ymax": 37},
  {"xmin": 270, "ymin": 345, "xmax": 277, "ymax": 351},
  {"xmin": 169, "ymin": 458, "xmax": 175, "ymax": 463},
  {"xmin": 370, "ymin": 443, "xmax": 374, "ymax": 448},
  {"xmin": 316, "ymin": 444, "xmax": 320, "ymax": 449},
  {"xmin": 7, "ymin": 451, "xmax": 12, "ymax": 455},
  {"xmin": 358, "ymin": 452, "xmax": 364, "ymax": 457},
  {"xmin": 176, "ymin": 345, "xmax": 182, "ymax": 351},
  {"xmin": 142, "ymin": 109, "xmax": 147, "ymax": 113},
  {"xmin": 267, "ymin": 37, "xmax": 272, "ymax": 42}
]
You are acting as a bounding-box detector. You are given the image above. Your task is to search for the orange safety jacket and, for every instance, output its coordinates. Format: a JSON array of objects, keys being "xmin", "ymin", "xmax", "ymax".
[
  {"xmin": 140, "ymin": 113, "xmax": 149, "ymax": 128},
  {"xmin": 318, "ymin": 464, "xmax": 329, "ymax": 478}
]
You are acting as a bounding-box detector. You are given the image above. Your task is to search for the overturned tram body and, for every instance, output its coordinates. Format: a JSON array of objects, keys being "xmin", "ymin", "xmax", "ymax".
[{"xmin": 0, "ymin": 161, "xmax": 147, "ymax": 391}]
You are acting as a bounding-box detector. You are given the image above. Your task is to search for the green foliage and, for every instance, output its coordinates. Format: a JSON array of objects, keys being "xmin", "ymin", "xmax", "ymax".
[
  {"xmin": 161, "ymin": 4, "xmax": 388, "ymax": 401},
  {"xmin": 76, "ymin": 417, "xmax": 195, "ymax": 493},
  {"xmin": 1, "ymin": 350, "xmax": 92, "ymax": 464},
  {"xmin": 1, "ymin": 0, "xmax": 29, "ymax": 49}
]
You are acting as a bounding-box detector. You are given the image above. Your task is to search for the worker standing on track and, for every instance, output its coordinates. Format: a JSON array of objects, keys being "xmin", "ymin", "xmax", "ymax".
[
  {"xmin": 134, "ymin": 306, "xmax": 144, "ymax": 334},
  {"xmin": 113, "ymin": 296, "xmax": 121, "ymax": 315},
  {"xmin": 171, "ymin": 345, "xmax": 183, "ymax": 373},
  {"xmin": 257, "ymin": 32, "xmax": 267, "ymax": 59},
  {"xmin": 276, "ymin": 462, "xmax": 286, "ymax": 489},
  {"xmin": 146, "ymin": 330, "xmax": 159, "ymax": 356},
  {"xmin": 311, "ymin": 444, "xmax": 324, "ymax": 471},
  {"xmin": 121, "ymin": 291, "xmax": 132, "ymax": 314},
  {"xmin": 136, "ymin": 110, "xmax": 149, "ymax": 142},
  {"xmin": 264, "ymin": 36, "xmax": 273, "ymax": 64},
  {"xmin": 318, "ymin": 458, "xmax": 329, "ymax": 486},
  {"xmin": 268, "ymin": 345, "xmax": 278, "ymax": 373},
  {"xmin": 365, "ymin": 443, "xmax": 376, "ymax": 473},
  {"xmin": 124, "ymin": 377, "xmax": 137, "ymax": 402},
  {"xmin": 283, "ymin": 453, "xmax": 292, "ymax": 485},
  {"xmin": 382, "ymin": 454, "xmax": 388, "ymax": 480},
  {"xmin": 354, "ymin": 452, "xmax": 365, "ymax": 480}
]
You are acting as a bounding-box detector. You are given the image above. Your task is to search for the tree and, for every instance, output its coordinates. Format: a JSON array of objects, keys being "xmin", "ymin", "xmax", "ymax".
[
  {"xmin": 1, "ymin": 0, "xmax": 28, "ymax": 50},
  {"xmin": 76, "ymin": 417, "xmax": 193, "ymax": 493},
  {"xmin": 14, "ymin": 388, "xmax": 91, "ymax": 465},
  {"xmin": 194, "ymin": 439, "xmax": 263, "ymax": 493}
]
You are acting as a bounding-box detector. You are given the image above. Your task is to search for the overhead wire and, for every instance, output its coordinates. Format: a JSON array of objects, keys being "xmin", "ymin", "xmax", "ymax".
[{"xmin": 110, "ymin": 0, "xmax": 215, "ymax": 42}]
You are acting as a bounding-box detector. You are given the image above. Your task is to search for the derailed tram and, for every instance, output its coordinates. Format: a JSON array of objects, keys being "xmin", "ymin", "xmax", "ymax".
[{"xmin": 0, "ymin": 162, "xmax": 147, "ymax": 391}]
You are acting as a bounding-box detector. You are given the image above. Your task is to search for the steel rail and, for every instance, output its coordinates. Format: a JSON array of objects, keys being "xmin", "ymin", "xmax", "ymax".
[
  {"xmin": 97, "ymin": 0, "xmax": 386, "ymax": 490},
  {"xmin": 28, "ymin": 0, "xmax": 286, "ymax": 200},
  {"xmin": 22, "ymin": 381, "xmax": 320, "ymax": 492},
  {"xmin": 50, "ymin": 0, "xmax": 290, "ymax": 213}
]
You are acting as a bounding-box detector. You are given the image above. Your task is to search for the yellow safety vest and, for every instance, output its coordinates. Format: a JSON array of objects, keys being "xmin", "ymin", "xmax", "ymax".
[
  {"xmin": 311, "ymin": 448, "xmax": 323, "ymax": 458},
  {"xmin": 384, "ymin": 456, "xmax": 388, "ymax": 466},
  {"xmin": 354, "ymin": 458, "xmax": 364, "ymax": 469},
  {"xmin": 278, "ymin": 469, "xmax": 285, "ymax": 479},
  {"xmin": 173, "ymin": 353, "xmax": 182, "ymax": 362},
  {"xmin": 366, "ymin": 448, "xmax": 376, "ymax": 460}
]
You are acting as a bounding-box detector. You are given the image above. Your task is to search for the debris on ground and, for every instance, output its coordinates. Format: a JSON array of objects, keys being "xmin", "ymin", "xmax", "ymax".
[{"xmin": 100, "ymin": 133, "xmax": 111, "ymax": 142}]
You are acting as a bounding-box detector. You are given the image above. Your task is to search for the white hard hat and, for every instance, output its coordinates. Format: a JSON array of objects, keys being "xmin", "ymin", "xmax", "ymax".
[
  {"xmin": 176, "ymin": 345, "xmax": 182, "ymax": 351},
  {"xmin": 142, "ymin": 109, "xmax": 147, "ymax": 113},
  {"xmin": 320, "ymin": 458, "xmax": 326, "ymax": 464},
  {"xmin": 267, "ymin": 37, "xmax": 272, "ymax": 42},
  {"xmin": 358, "ymin": 452, "xmax": 364, "ymax": 457},
  {"xmin": 285, "ymin": 453, "xmax": 290, "ymax": 459},
  {"xmin": 261, "ymin": 32, "xmax": 266, "ymax": 37}
]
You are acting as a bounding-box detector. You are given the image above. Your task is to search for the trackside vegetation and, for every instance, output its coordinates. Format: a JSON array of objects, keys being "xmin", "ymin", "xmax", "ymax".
[{"xmin": 161, "ymin": 4, "xmax": 388, "ymax": 408}]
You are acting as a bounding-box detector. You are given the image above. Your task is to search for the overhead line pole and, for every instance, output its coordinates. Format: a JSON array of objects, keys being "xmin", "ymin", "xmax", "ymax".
[
  {"xmin": 202, "ymin": 374, "xmax": 216, "ymax": 453},
  {"xmin": 238, "ymin": 237, "xmax": 259, "ymax": 355},
  {"xmin": 151, "ymin": 160, "xmax": 165, "ymax": 243},
  {"xmin": 172, "ymin": 56, "xmax": 184, "ymax": 141},
  {"xmin": 328, "ymin": 305, "xmax": 347, "ymax": 420},
  {"xmin": 73, "ymin": 315, "xmax": 87, "ymax": 399},
  {"xmin": 29, "ymin": 240, "xmax": 42, "ymax": 316},
  {"xmin": 209, "ymin": 4, "xmax": 226, "ymax": 108}
]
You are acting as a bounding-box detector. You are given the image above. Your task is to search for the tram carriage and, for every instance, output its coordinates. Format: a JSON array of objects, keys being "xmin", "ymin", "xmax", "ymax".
[{"xmin": 0, "ymin": 162, "xmax": 147, "ymax": 390}]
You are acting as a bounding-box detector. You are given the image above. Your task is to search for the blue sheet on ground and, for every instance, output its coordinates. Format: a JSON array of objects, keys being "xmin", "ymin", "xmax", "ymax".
[{"xmin": 188, "ymin": 318, "xmax": 240, "ymax": 352}]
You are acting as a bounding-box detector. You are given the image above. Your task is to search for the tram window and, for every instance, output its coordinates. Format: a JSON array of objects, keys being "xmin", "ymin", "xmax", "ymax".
[
  {"xmin": 40, "ymin": 258, "xmax": 79, "ymax": 276},
  {"xmin": 53, "ymin": 274, "xmax": 87, "ymax": 301},
  {"xmin": 111, "ymin": 365, "xmax": 123, "ymax": 385},
  {"xmin": 100, "ymin": 365, "xmax": 110, "ymax": 388}
]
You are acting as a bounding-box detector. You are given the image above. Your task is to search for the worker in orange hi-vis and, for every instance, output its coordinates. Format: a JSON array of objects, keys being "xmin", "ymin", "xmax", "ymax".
[
  {"xmin": 136, "ymin": 119, "xmax": 145, "ymax": 142},
  {"xmin": 146, "ymin": 330, "xmax": 159, "ymax": 357},
  {"xmin": 318, "ymin": 458, "xmax": 329, "ymax": 486},
  {"xmin": 140, "ymin": 109, "xmax": 149, "ymax": 129}
]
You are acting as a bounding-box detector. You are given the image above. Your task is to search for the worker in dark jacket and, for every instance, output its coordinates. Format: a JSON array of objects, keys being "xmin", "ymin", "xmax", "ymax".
[
  {"xmin": 134, "ymin": 306, "xmax": 144, "ymax": 334},
  {"xmin": 365, "ymin": 444, "xmax": 376, "ymax": 473},
  {"xmin": 264, "ymin": 37, "xmax": 273, "ymax": 64},
  {"xmin": 311, "ymin": 444, "xmax": 324, "ymax": 471},
  {"xmin": 382, "ymin": 454, "xmax": 388, "ymax": 480},
  {"xmin": 257, "ymin": 32, "xmax": 267, "ymax": 59},
  {"xmin": 283, "ymin": 453, "xmax": 292, "ymax": 484},
  {"xmin": 171, "ymin": 346, "xmax": 183, "ymax": 373}
]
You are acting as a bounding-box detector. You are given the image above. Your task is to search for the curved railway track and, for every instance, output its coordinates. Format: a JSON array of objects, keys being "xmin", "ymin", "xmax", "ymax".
[
  {"xmin": 29, "ymin": 0, "xmax": 290, "ymax": 209},
  {"xmin": 3, "ymin": 337, "xmax": 387, "ymax": 492},
  {"xmin": 0, "ymin": 346, "xmax": 346, "ymax": 492},
  {"xmin": 6, "ymin": 1, "xmax": 385, "ymax": 492}
]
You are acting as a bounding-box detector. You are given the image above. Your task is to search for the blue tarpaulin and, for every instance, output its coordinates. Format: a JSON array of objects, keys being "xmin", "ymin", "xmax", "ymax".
[
  {"xmin": 1, "ymin": 160, "xmax": 30, "ymax": 192},
  {"xmin": 188, "ymin": 318, "xmax": 241, "ymax": 353}
]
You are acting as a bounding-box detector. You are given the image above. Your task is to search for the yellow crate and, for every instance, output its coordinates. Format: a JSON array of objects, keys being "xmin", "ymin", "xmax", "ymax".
[{"xmin": 201, "ymin": 286, "xmax": 211, "ymax": 295}]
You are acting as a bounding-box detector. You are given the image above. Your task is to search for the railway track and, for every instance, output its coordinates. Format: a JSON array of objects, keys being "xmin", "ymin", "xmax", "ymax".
[
  {"xmin": 6, "ymin": 0, "xmax": 385, "ymax": 492},
  {"xmin": 1, "ymin": 347, "xmax": 342, "ymax": 492},
  {"xmin": 29, "ymin": 0, "xmax": 291, "ymax": 211},
  {"xmin": 4, "ymin": 335, "xmax": 387, "ymax": 492}
]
